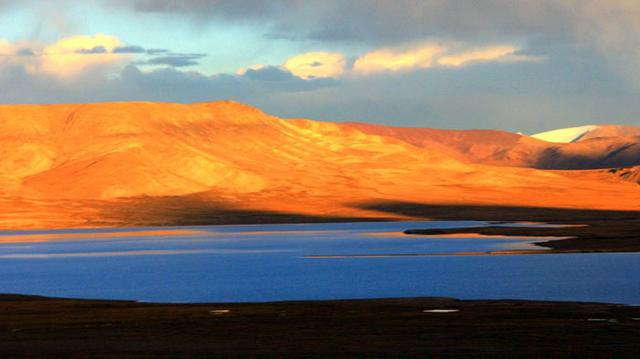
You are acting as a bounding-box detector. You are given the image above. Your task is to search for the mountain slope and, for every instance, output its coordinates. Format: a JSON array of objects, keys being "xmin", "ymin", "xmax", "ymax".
[
  {"xmin": 532, "ymin": 125, "xmax": 640, "ymax": 143},
  {"xmin": 533, "ymin": 136, "xmax": 640, "ymax": 169},
  {"xmin": 347, "ymin": 122, "xmax": 640, "ymax": 170},
  {"xmin": 2, "ymin": 101, "xmax": 471, "ymax": 200},
  {"xmin": 607, "ymin": 166, "xmax": 640, "ymax": 184},
  {"xmin": 0, "ymin": 101, "xmax": 638, "ymax": 229}
]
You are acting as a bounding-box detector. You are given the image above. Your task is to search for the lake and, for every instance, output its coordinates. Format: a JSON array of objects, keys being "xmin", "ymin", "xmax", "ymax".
[{"xmin": 0, "ymin": 220, "xmax": 639, "ymax": 304}]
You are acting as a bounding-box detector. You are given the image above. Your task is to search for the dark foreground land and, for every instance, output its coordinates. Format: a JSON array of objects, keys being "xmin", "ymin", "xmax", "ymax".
[{"xmin": 1, "ymin": 294, "xmax": 639, "ymax": 358}]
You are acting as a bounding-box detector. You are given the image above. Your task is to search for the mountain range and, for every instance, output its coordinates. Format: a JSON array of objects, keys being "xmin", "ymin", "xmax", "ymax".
[{"xmin": 0, "ymin": 101, "xmax": 638, "ymax": 229}]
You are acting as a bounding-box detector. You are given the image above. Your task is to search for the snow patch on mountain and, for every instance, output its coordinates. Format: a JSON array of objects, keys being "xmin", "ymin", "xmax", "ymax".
[{"xmin": 531, "ymin": 125, "xmax": 598, "ymax": 143}]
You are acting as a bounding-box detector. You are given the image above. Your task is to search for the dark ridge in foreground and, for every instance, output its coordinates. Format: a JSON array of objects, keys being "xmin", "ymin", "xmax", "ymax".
[{"xmin": 1, "ymin": 295, "xmax": 639, "ymax": 358}]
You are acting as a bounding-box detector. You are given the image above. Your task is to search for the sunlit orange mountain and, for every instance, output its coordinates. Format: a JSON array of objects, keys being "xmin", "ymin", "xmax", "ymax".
[{"xmin": 0, "ymin": 101, "xmax": 638, "ymax": 229}]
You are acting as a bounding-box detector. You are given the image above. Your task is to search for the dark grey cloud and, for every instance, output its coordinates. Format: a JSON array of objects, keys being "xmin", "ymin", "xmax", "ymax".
[
  {"xmin": 243, "ymin": 65, "xmax": 338, "ymax": 91},
  {"xmin": 146, "ymin": 48, "xmax": 169, "ymax": 54},
  {"xmin": 113, "ymin": 45, "xmax": 146, "ymax": 54},
  {"xmin": 111, "ymin": 0, "xmax": 571, "ymax": 44},
  {"xmin": 115, "ymin": 0, "xmax": 289, "ymax": 19},
  {"xmin": 0, "ymin": 0, "xmax": 15, "ymax": 9},
  {"xmin": 17, "ymin": 48, "xmax": 36, "ymax": 56},
  {"xmin": 76, "ymin": 46, "xmax": 108, "ymax": 54},
  {"xmin": 113, "ymin": 46, "xmax": 171, "ymax": 55},
  {"xmin": 144, "ymin": 53, "xmax": 207, "ymax": 67},
  {"xmin": 243, "ymin": 66, "xmax": 298, "ymax": 82}
]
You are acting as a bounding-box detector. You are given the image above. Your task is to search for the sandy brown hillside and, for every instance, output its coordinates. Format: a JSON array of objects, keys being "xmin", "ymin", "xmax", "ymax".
[
  {"xmin": 347, "ymin": 123, "xmax": 640, "ymax": 169},
  {"xmin": 0, "ymin": 101, "xmax": 638, "ymax": 229},
  {"xmin": 578, "ymin": 125, "xmax": 640, "ymax": 141},
  {"xmin": 606, "ymin": 166, "xmax": 640, "ymax": 184}
]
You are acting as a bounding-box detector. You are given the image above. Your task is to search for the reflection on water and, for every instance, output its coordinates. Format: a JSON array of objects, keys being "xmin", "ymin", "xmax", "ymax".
[
  {"xmin": 0, "ymin": 229, "xmax": 207, "ymax": 243},
  {"xmin": 0, "ymin": 220, "xmax": 638, "ymax": 304},
  {"xmin": 0, "ymin": 249, "xmax": 293, "ymax": 259}
]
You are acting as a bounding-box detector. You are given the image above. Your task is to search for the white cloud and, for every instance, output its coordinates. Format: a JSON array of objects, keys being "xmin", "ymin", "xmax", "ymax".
[
  {"xmin": 36, "ymin": 34, "xmax": 127, "ymax": 77},
  {"xmin": 352, "ymin": 43, "xmax": 538, "ymax": 75},
  {"xmin": 438, "ymin": 46, "xmax": 517, "ymax": 67},
  {"xmin": 245, "ymin": 42, "xmax": 535, "ymax": 80},
  {"xmin": 0, "ymin": 34, "xmax": 129, "ymax": 79},
  {"xmin": 283, "ymin": 51, "xmax": 346, "ymax": 79},
  {"xmin": 353, "ymin": 44, "xmax": 444, "ymax": 74}
]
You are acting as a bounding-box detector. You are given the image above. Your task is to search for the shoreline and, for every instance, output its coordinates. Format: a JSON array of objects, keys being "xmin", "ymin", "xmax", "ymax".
[
  {"xmin": 1, "ymin": 294, "xmax": 639, "ymax": 358},
  {"xmin": 404, "ymin": 220, "xmax": 640, "ymax": 254}
]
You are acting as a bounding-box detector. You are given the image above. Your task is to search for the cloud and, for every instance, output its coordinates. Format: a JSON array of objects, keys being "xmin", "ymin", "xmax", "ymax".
[
  {"xmin": 242, "ymin": 66, "xmax": 289, "ymax": 81},
  {"xmin": 114, "ymin": 45, "xmax": 146, "ymax": 54},
  {"xmin": 1, "ymin": 51, "xmax": 639, "ymax": 134},
  {"xmin": 0, "ymin": 0, "xmax": 16, "ymax": 10},
  {"xmin": 237, "ymin": 53, "xmax": 348, "ymax": 81},
  {"xmin": 0, "ymin": 56, "xmax": 338, "ymax": 106},
  {"xmin": 569, "ymin": 0, "xmax": 640, "ymax": 89},
  {"xmin": 241, "ymin": 65, "xmax": 338, "ymax": 91},
  {"xmin": 237, "ymin": 43, "xmax": 534, "ymax": 80},
  {"xmin": 36, "ymin": 33, "xmax": 127, "ymax": 77},
  {"xmin": 283, "ymin": 51, "xmax": 346, "ymax": 79},
  {"xmin": 146, "ymin": 48, "xmax": 169, "ymax": 54},
  {"xmin": 2, "ymin": 1, "xmax": 640, "ymax": 133},
  {"xmin": 353, "ymin": 44, "xmax": 444, "ymax": 74},
  {"xmin": 107, "ymin": 0, "xmax": 640, "ymax": 89},
  {"xmin": 113, "ymin": 46, "xmax": 171, "ymax": 55},
  {"xmin": 144, "ymin": 53, "xmax": 206, "ymax": 67},
  {"xmin": 0, "ymin": 39, "xmax": 42, "ymax": 73},
  {"xmin": 436, "ymin": 46, "xmax": 538, "ymax": 67},
  {"xmin": 17, "ymin": 48, "xmax": 36, "ymax": 56},
  {"xmin": 0, "ymin": 39, "xmax": 13, "ymax": 57},
  {"xmin": 75, "ymin": 46, "xmax": 108, "ymax": 54},
  {"xmin": 236, "ymin": 64, "xmax": 266, "ymax": 75},
  {"xmin": 111, "ymin": 1, "xmax": 568, "ymax": 43},
  {"xmin": 110, "ymin": 0, "xmax": 292, "ymax": 19},
  {"xmin": 0, "ymin": 34, "xmax": 193, "ymax": 78},
  {"xmin": 352, "ymin": 43, "xmax": 537, "ymax": 75}
]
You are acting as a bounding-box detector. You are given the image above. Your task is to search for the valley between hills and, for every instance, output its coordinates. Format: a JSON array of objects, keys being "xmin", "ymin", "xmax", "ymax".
[{"xmin": 0, "ymin": 100, "xmax": 638, "ymax": 229}]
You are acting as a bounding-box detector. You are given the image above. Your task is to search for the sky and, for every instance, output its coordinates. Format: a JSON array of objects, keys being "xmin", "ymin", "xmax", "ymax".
[{"xmin": 1, "ymin": 0, "xmax": 640, "ymax": 133}]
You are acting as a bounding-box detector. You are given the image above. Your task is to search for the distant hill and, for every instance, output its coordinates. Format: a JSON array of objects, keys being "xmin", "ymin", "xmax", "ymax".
[
  {"xmin": 347, "ymin": 123, "xmax": 640, "ymax": 170},
  {"xmin": 532, "ymin": 125, "xmax": 640, "ymax": 143}
]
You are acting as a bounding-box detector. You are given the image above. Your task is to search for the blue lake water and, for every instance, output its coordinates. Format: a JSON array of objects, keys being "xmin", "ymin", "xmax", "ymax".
[{"xmin": 0, "ymin": 220, "xmax": 639, "ymax": 304}]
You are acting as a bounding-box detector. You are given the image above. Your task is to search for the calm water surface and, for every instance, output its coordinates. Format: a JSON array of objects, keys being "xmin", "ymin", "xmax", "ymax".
[{"xmin": 0, "ymin": 221, "xmax": 638, "ymax": 304}]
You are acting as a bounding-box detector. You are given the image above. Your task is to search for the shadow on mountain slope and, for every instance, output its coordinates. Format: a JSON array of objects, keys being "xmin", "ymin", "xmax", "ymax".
[
  {"xmin": 357, "ymin": 201, "xmax": 640, "ymax": 222},
  {"xmin": 99, "ymin": 196, "xmax": 385, "ymax": 227}
]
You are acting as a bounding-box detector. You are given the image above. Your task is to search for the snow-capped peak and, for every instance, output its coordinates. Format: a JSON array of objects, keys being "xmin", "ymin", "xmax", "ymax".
[{"xmin": 530, "ymin": 125, "xmax": 598, "ymax": 143}]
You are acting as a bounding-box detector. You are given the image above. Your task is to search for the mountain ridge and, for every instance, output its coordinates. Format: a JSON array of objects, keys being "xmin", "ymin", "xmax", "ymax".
[
  {"xmin": 531, "ymin": 124, "xmax": 640, "ymax": 143},
  {"xmin": 0, "ymin": 101, "xmax": 638, "ymax": 229},
  {"xmin": 347, "ymin": 122, "xmax": 640, "ymax": 170}
]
